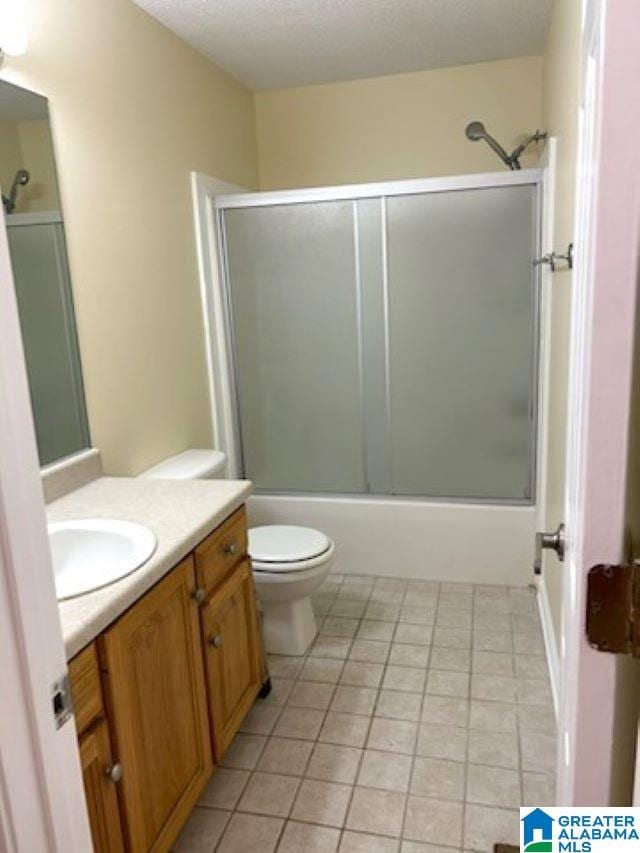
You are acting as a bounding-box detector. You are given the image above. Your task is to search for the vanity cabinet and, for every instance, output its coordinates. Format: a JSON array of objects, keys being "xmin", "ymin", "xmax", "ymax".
[
  {"xmin": 99, "ymin": 555, "xmax": 212, "ymax": 852},
  {"xmin": 200, "ymin": 558, "xmax": 261, "ymax": 760},
  {"xmin": 68, "ymin": 504, "xmax": 266, "ymax": 853},
  {"xmin": 79, "ymin": 720, "xmax": 125, "ymax": 853},
  {"xmin": 69, "ymin": 644, "xmax": 124, "ymax": 853}
]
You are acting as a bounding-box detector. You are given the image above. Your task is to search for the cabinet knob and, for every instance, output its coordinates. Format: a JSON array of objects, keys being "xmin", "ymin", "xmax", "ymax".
[
  {"xmin": 105, "ymin": 763, "xmax": 123, "ymax": 783},
  {"xmin": 223, "ymin": 542, "xmax": 237, "ymax": 555},
  {"xmin": 192, "ymin": 587, "xmax": 205, "ymax": 605},
  {"xmin": 210, "ymin": 634, "xmax": 223, "ymax": 649}
]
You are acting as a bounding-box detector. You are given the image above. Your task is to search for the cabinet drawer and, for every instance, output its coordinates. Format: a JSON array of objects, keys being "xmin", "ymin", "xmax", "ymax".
[
  {"xmin": 195, "ymin": 506, "xmax": 248, "ymax": 594},
  {"xmin": 69, "ymin": 642, "xmax": 103, "ymax": 736}
]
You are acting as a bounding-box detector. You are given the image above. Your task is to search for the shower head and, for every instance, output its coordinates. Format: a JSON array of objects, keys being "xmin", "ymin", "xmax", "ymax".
[
  {"xmin": 464, "ymin": 120, "xmax": 514, "ymax": 169},
  {"xmin": 3, "ymin": 169, "xmax": 31, "ymax": 214},
  {"xmin": 465, "ymin": 121, "xmax": 487, "ymax": 142},
  {"xmin": 464, "ymin": 120, "xmax": 547, "ymax": 170}
]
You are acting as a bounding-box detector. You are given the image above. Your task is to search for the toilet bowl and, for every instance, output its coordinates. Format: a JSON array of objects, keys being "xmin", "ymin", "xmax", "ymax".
[
  {"xmin": 139, "ymin": 449, "xmax": 335, "ymax": 655},
  {"xmin": 250, "ymin": 525, "xmax": 334, "ymax": 655}
]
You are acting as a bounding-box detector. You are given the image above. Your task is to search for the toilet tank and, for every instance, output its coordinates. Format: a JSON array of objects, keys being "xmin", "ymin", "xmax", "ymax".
[{"xmin": 139, "ymin": 449, "xmax": 227, "ymax": 480}]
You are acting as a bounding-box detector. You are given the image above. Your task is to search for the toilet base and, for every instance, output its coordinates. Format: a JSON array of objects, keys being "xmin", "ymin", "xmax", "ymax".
[{"xmin": 261, "ymin": 595, "xmax": 318, "ymax": 656}]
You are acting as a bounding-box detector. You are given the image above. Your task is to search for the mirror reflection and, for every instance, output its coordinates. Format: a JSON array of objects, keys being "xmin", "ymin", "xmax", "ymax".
[{"xmin": 1, "ymin": 80, "xmax": 90, "ymax": 466}]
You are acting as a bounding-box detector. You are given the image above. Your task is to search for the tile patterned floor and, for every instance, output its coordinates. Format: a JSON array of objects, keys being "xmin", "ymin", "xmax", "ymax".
[{"xmin": 173, "ymin": 575, "xmax": 557, "ymax": 853}]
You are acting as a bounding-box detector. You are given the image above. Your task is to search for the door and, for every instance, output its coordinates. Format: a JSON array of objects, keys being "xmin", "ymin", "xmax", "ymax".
[
  {"xmin": 558, "ymin": 0, "xmax": 640, "ymax": 805},
  {"xmin": 99, "ymin": 556, "xmax": 212, "ymax": 851},
  {"xmin": 201, "ymin": 559, "xmax": 261, "ymax": 761},
  {"xmin": 79, "ymin": 721, "xmax": 125, "ymax": 853}
]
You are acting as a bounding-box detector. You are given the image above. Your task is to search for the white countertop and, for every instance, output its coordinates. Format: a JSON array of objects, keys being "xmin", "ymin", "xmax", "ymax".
[{"xmin": 48, "ymin": 476, "xmax": 252, "ymax": 659}]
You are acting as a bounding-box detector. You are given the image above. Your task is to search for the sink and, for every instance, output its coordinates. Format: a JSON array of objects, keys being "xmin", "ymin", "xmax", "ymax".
[{"xmin": 48, "ymin": 519, "xmax": 157, "ymax": 601}]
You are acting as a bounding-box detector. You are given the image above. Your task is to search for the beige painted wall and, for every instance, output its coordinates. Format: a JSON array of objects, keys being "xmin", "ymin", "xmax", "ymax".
[
  {"xmin": 2, "ymin": 0, "xmax": 258, "ymax": 475},
  {"xmin": 0, "ymin": 120, "xmax": 22, "ymax": 200},
  {"xmin": 255, "ymin": 56, "xmax": 544, "ymax": 189},
  {"xmin": 540, "ymin": 0, "xmax": 581, "ymax": 645},
  {"xmin": 15, "ymin": 119, "xmax": 60, "ymax": 211},
  {"xmin": 0, "ymin": 118, "xmax": 60, "ymax": 211}
]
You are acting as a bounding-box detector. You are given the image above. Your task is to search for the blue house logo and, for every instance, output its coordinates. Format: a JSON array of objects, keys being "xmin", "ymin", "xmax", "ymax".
[{"xmin": 522, "ymin": 808, "xmax": 554, "ymax": 852}]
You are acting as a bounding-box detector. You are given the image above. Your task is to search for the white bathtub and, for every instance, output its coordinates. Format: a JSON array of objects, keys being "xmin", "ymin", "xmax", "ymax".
[{"xmin": 247, "ymin": 494, "xmax": 536, "ymax": 587}]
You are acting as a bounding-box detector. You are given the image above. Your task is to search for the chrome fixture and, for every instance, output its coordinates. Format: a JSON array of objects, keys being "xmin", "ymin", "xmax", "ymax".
[
  {"xmin": 533, "ymin": 242, "xmax": 574, "ymax": 272},
  {"xmin": 465, "ymin": 121, "xmax": 547, "ymax": 170},
  {"xmin": 534, "ymin": 523, "xmax": 566, "ymax": 574},
  {"xmin": 2, "ymin": 168, "xmax": 29, "ymax": 214}
]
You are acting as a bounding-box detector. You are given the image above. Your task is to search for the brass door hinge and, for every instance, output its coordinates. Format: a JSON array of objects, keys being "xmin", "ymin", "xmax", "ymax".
[{"xmin": 586, "ymin": 563, "xmax": 640, "ymax": 657}]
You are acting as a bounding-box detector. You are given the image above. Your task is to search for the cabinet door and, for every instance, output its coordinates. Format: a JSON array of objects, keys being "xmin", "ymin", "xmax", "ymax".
[
  {"xmin": 201, "ymin": 558, "xmax": 261, "ymax": 760},
  {"xmin": 79, "ymin": 721, "xmax": 125, "ymax": 853},
  {"xmin": 99, "ymin": 556, "xmax": 212, "ymax": 853}
]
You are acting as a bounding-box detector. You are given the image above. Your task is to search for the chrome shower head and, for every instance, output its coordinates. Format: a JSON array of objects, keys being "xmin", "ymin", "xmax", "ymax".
[
  {"xmin": 3, "ymin": 169, "xmax": 31, "ymax": 214},
  {"xmin": 465, "ymin": 121, "xmax": 487, "ymax": 142},
  {"xmin": 464, "ymin": 120, "xmax": 547, "ymax": 170},
  {"xmin": 464, "ymin": 120, "xmax": 514, "ymax": 168}
]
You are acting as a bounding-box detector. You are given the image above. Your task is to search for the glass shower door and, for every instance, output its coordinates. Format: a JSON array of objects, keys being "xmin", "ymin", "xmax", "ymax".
[
  {"xmin": 220, "ymin": 179, "xmax": 539, "ymax": 501},
  {"xmin": 386, "ymin": 185, "xmax": 537, "ymax": 500},
  {"xmin": 223, "ymin": 201, "xmax": 366, "ymax": 493}
]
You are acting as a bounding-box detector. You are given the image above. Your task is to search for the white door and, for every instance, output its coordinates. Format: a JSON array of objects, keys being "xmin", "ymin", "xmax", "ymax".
[
  {"xmin": 558, "ymin": 0, "xmax": 640, "ymax": 805},
  {"xmin": 0, "ymin": 198, "xmax": 92, "ymax": 844}
]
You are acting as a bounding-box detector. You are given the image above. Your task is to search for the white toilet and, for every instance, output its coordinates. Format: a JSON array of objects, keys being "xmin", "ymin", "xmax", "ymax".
[{"xmin": 139, "ymin": 449, "xmax": 335, "ymax": 655}]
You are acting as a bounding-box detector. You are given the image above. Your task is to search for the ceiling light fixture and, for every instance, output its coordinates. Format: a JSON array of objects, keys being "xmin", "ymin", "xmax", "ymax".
[{"xmin": 0, "ymin": 0, "xmax": 28, "ymax": 59}]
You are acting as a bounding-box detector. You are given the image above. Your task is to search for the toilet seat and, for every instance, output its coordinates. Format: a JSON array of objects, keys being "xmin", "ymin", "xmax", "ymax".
[{"xmin": 249, "ymin": 525, "xmax": 333, "ymax": 573}]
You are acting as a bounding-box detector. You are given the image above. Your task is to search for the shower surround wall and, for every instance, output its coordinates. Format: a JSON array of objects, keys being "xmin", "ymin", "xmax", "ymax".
[{"xmin": 214, "ymin": 171, "xmax": 542, "ymax": 585}]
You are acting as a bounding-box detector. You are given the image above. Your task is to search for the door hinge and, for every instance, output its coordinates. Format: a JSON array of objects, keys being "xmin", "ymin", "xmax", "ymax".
[
  {"xmin": 586, "ymin": 563, "xmax": 640, "ymax": 657},
  {"xmin": 51, "ymin": 673, "xmax": 74, "ymax": 729}
]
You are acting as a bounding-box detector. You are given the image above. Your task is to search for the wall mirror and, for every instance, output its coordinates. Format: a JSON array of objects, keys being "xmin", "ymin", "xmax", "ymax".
[{"xmin": 1, "ymin": 80, "xmax": 90, "ymax": 466}]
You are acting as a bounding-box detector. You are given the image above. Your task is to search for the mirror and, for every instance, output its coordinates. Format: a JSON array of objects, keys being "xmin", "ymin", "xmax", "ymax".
[{"xmin": 1, "ymin": 80, "xmax": 90, "ymax": 466}]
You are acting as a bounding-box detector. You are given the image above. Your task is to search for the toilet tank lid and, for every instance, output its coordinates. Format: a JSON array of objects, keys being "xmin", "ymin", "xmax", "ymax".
[{"xmin": 139, "ymin": 449, "xmax": 226, "ymax": 480}]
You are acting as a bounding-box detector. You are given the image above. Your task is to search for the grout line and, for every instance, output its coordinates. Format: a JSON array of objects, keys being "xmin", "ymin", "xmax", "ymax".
[{"xmin": 210, "ymin": 577, "xmax": 551, "ymax": 852}]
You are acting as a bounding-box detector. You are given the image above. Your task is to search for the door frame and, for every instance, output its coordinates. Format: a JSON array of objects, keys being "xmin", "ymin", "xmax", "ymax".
[
  {"xmin": 535, "ymin": 137, "xmax": 561, "ymax": 717},
  {"xmin": 557, "ymin": 0, "xmax": 640, "ymax": 805},
  {"xmin": 0, "ymin": 209, "xmax": 92, "ymax": 848},
  {"xmin": 191, "ymin": 172, "xmax": 247, "ymax": 476}
]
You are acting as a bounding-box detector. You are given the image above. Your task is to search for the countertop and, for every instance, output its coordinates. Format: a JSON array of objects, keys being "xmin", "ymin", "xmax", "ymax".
[{"xmin": 48, "ymin": 476, "xmax": 252, "ymax": 659}]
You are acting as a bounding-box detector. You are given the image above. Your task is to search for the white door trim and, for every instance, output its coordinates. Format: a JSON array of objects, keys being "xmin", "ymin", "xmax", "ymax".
[
  {"xmin": 0, "ymin": 208, "xmax": 92, "ymax": 848},
  {"xmin": 534, "ymin": 138, "xmax": 561, "ymax": 717},
  {"xmin": 191, "ymin": 172, "xmax": 246, "ymax": 477}
]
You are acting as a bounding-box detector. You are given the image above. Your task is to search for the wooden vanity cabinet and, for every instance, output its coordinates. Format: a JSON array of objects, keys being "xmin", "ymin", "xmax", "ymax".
[
  {"xmin": 68, "ymin": 643, "xmax": 124, "ymax": 853},
  {"xmin": 79, "ymin": 719, "xmax": 125, "ymax": 853},
  {"xmin": 200, "ymin": 558, "xmax": 262, "ymax": 761},
  {"xmin": 68, "ymin": 504, "xmax": 267, "ymax": 853},
  {"xmin": 99, "ymin": 555, "xmax": 212, "ymax": 853}
]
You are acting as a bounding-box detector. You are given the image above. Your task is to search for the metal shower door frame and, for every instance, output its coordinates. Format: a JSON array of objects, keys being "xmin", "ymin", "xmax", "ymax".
[{"xmin": 215, "ymin": 168, "xmax": 543, "ymax": 505}]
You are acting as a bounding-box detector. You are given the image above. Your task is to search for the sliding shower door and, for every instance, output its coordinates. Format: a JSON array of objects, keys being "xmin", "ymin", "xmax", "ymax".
[
  {"xmin": 224, "ymin": 202, "xmax": 366, "ymax": 493},
  {"xmin": 219, "ymin": 176, "xmax": 539, "ymax": 503},
  {"xmin": 386, "ymin": 186, "xmax": 537, "ymax": 500}
]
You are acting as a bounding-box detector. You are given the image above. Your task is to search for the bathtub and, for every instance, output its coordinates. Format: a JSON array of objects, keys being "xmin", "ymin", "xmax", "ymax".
[{"xmin": 247, "ymin": 494, "xmax": 536, "ymax": 587}]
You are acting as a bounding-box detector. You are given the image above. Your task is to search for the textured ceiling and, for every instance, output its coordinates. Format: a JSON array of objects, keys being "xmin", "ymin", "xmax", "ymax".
[{"xmin": 133, "ymin": 0, "xmax": 553, "ymax": 91}]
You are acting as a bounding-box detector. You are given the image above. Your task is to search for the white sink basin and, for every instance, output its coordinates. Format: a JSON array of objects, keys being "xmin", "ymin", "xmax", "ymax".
[{"xmin": 48, "ymin": 519, "xmax": 157, "ymax": 601}]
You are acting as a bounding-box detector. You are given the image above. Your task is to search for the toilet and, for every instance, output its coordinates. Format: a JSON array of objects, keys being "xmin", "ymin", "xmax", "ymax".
[{"xmin": 139, "ymin": 449, "xmax": 334, "ymax": 655}]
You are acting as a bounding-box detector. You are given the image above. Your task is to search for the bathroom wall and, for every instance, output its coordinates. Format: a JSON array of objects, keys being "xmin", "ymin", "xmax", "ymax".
[
  {"xmin": 14, "ymin": 119, "xmax": 60, "ymax": 211},
  {"xmin": 0, "ymin": 118, "xmax": 60, "ymax": 211},
  {"xmin": 254, "ymin": 56, "xmax": 544, "ymax": 189},
  {"xmin": 539, "ymin": 0, "xmax": 581, "ymax": 646},
  {"xmin": 0, "ymin": 120, "xmax": 22, "ymax": 199},
  {"xmin": 2, "ymin": 0, "xmax": 258, "ymax": 475}
]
